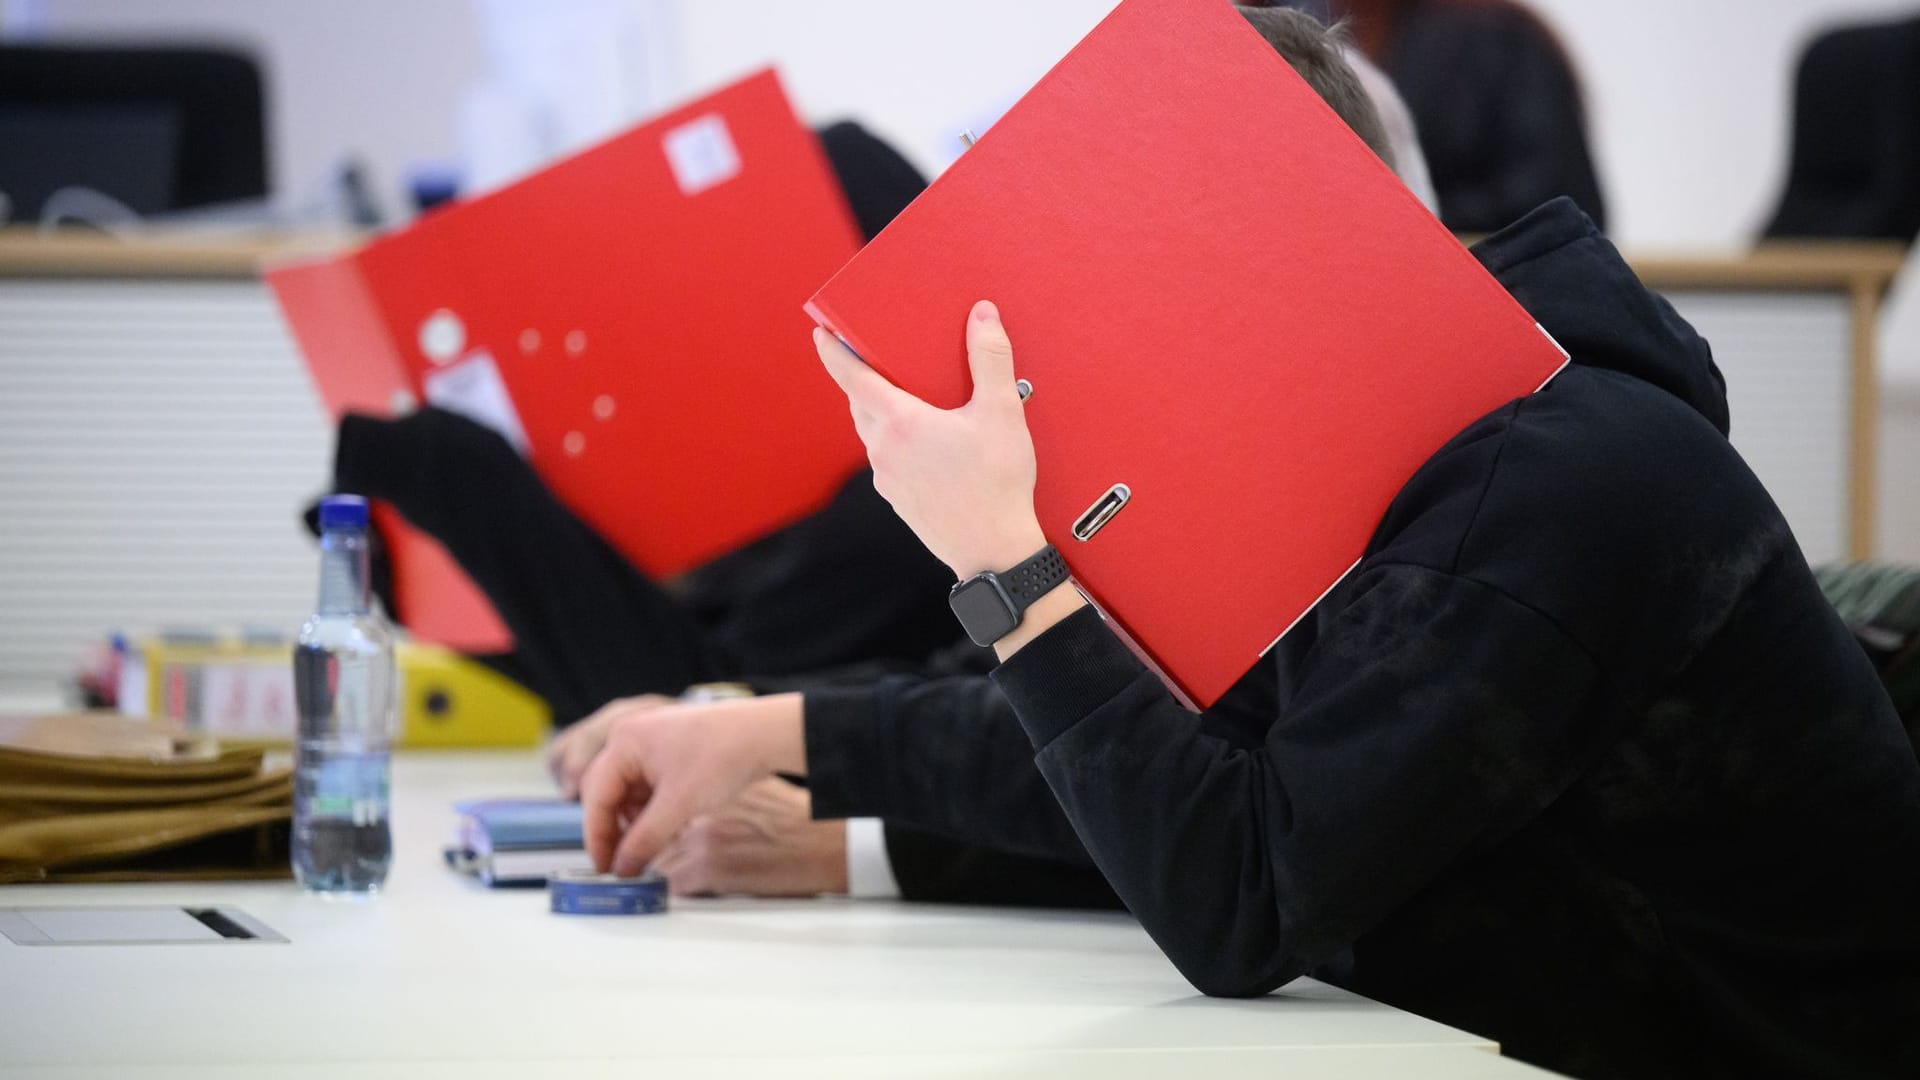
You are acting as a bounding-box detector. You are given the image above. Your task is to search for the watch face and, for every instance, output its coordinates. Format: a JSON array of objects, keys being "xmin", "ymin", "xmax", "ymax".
[{"xmin": 949, "ymin": 575, "xmax": 1020, "ymax": 647}]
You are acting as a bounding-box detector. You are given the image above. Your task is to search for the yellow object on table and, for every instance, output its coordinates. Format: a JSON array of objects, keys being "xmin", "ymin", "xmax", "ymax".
[
  {"xmin": 393, "ymin": 643, "xmax": 550, "ymax": 748},
  {"xmin": 132, "ymin": 635, "xmax": 549, "ymax": 748}
]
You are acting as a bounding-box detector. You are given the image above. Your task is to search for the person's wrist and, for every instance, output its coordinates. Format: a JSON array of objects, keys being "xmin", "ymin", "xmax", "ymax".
[
  {"xmin": 746, "ymin": 692, "xmax": 808, "ymax": 777},
  {"xmin": 950, "ymin": 518, "xmax": 1048, "ymax": 580},
  {"xmin": 817, "ymin": 820, "xmax": 850, "ymax": 895},
  {"xmin": 993, "ymin": 580, "xmax": 1087, "ymax": 661}
]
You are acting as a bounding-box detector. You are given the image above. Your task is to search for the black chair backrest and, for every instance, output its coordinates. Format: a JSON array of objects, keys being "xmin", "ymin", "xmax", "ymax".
[
  {"xmin": 1763, "ymin": 15, "xmax": 1920, "ymax": 243},
  {"xmin": 0, "ymin": 44, "xmax": 268, "ymax": 218}
]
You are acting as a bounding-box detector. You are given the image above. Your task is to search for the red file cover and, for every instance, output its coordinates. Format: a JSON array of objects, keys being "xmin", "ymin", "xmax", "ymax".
[
  {"xmin": 271, "ymin": 69, "xmax": 867, "ymax": 649},
  {"xmin": 805, "ymin": 0, "xmax": 1568, "ymax": 707}
]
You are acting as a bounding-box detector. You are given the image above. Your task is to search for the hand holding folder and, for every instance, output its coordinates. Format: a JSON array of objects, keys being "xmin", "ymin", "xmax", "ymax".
[
  {"xmin": 805, "ymin": 0, "xmax": 1568, "ymax": 707},
  {"xmin": 813, "ymin": 303, "xmax": 1045, "ymax": 581}
]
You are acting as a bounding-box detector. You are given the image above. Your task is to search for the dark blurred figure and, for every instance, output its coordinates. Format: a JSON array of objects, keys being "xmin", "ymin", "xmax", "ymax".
[
  {"xmin": 1763, "ymin": 14, "xmax": 1920, "ymax": 243},
  {"xmin": 0, "ymin": 45, "xmax": 267, "ymax": 219},
  {"xmin": 1271, "ymin": 0, "xmax": 1606, "ymax": 233}
]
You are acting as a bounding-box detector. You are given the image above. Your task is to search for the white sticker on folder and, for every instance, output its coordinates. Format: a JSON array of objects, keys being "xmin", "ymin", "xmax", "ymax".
[
  {"xmin": 663, "ymin": 114, "xmax": 741, "ymax": 196},
  {"xmin": 423, "ymin": 350, "xmax": 531, "ymax": 456}
]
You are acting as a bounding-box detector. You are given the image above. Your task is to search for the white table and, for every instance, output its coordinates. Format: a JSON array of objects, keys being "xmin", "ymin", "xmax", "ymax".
[{"xmin": 0, "ymin": 752, "xmax": 1562, "ymax": 1078}]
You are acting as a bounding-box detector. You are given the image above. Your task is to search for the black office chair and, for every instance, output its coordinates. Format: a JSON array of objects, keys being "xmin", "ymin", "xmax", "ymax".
[
  {"xmin": 1762, "ymin": 15, "xmax": 1920, "ymax": 243},
  {"xmin": 0, "ymin": 44, "xmax": 268, "ymax": 220}
]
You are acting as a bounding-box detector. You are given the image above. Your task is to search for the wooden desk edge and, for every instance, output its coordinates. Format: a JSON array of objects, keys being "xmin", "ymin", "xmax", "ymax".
[
  {"xmin": 1627, "ymin": 242, "xmax": 1908, "ymax": 562},
  {"xmin": 1629, "ymin": 242, "xmax": 1908, "ymax": 295},
  {"xmin": 0, "ymin": 228, "xmax": 359, "ymax": 279},
  {"xmin": 3, "ymin": 231, "xmax": 1906, "ymax": 287}
]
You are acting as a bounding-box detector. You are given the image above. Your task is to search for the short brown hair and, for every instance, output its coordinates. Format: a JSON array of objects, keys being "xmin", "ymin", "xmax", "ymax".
[{"xmin": 1234, "ymin": 5, "xmax": 1397, "ymax": 173}]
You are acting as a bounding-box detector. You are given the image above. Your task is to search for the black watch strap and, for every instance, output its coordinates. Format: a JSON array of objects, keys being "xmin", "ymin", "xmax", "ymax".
[
  {"xmin": 1002, "ymin": 544, "xmax": 1070, "ymax": 605},
  {"xmin": 949, "ymin": 544, "xmax": 1072, "ymax": 648}
]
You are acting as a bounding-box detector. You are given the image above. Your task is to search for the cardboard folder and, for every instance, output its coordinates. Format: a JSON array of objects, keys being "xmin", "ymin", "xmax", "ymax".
[
  {"xmin": 805, "ymin": 0, "xmax": 1568, "ymax": 707},
  {"xmin": 271, "ymin": 70, "xmax": 867, "ymax": 649}
]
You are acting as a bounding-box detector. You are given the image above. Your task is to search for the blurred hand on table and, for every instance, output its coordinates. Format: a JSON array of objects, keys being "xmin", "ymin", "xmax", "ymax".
[
  {"xmin": 576, "ymin": 692, "xmax": 808, "ymax": 879},
  {"xmin": 546, "ymin": 693, "xmax": 674, "ymax": 800},
  {"xmin": 655, "ymin": 777, "xmax": 848, "ymax": 897}
]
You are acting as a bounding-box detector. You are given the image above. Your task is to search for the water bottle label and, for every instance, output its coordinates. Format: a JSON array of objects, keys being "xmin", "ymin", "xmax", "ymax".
[{"xmin": 307, "ymin": 752, "xmax": 390, "ymax": 824}]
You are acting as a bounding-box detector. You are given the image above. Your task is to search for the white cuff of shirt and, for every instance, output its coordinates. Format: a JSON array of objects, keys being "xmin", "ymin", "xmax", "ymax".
[{"xmin": 844, "ymin": 817, "xmax": 900, "ymax": 899}]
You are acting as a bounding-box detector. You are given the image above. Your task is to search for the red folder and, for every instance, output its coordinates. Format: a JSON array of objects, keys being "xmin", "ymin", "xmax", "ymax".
[
  {"xmin": 805, "ymin": 0, "xmax": 1568, "ymax": 707},
  {"xmin": 272, "ymin": 70, "xmax": 866, "ymax": 649}
]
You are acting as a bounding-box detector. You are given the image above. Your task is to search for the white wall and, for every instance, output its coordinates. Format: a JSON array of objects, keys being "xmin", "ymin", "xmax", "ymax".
[
  {"xmin": 12, "ymin": 0, "xmax": 1915, "ymax": 250},
  {"xmin": 673, "ymin": 2, "xmax": 1119, "ymax": 179},
  {"xmin": 1525, "ymin": 0, "xmax": 1919, "ymax": 251}
]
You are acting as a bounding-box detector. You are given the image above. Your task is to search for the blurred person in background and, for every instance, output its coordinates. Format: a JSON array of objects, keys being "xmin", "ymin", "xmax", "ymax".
[{"xmin": 1269, "ymin": 0, "xmax": 1606, "ymax": 233}]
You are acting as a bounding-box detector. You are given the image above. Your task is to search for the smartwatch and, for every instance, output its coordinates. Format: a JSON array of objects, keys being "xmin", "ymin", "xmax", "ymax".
[{"xmin": 948, "ymin": 545, "xmax": 1071, "ymax": 647}]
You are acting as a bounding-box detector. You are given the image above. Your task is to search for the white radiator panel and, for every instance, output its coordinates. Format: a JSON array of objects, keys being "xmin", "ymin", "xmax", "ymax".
[
  {"xmin": 1661, "ymin": 290, "xmax": 1852, "ymax": 565},
  {"xmin": 0, "ymin": 280, "xmax": 331, "ymax": 694}
]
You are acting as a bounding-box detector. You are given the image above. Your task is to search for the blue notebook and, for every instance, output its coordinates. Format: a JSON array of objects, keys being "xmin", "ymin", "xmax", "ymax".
[
  {"xmin": 455, "ymin": 799, "xmax": 584, "ymax": 854},
  {"xmin": 447, "ymin": 799, "xmax": 593, "ymax": 886}
]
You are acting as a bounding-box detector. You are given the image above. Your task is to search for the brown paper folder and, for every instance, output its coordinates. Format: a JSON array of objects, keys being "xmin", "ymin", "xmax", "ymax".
[{"xmin": 0, "ymin": 714, "xmax": 291, "ymax": 884}]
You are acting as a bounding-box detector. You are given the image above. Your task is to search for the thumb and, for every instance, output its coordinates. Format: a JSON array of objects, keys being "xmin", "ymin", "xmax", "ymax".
[{"xmin": 965, "ymin": 300, "xmax": 1018, "ymax": 408}]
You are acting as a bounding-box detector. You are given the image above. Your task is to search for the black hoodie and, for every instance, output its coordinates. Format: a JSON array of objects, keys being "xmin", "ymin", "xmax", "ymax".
[{"xmin": 802, "ymin": 199, "xmax": 1920, "ymax": 1079}]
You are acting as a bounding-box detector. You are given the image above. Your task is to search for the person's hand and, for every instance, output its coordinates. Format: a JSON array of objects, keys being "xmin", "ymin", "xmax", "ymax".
[
  {"xmin": 813, "ymin": 301, "xmax": 1046, "ymax": 580},
  {"xmin": 654, "ymin": 778, "xmax": 848, "ymax": 897},
  {"xmin": 546, "ymin": 694, "xmax": 673, "ymax": 799},
  {"xmin": 578, "ymin": 692, "xmax": 807, "ymax": 878},
  {"xmin": 815, "ymin": 301, "xmax": 1087, "ymax": 657}
]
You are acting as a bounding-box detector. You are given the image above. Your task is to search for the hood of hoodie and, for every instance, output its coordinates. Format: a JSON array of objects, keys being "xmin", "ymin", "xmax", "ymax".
[{"xmin": 1471, "ymin": 198, "xmax": 1731, "ymax": 437}]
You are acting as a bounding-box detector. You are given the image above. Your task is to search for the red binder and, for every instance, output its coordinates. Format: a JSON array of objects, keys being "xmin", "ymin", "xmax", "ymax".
[
  {"xmin": 805, "ymin": 0, "xmax": 1568, "ymax": 707},
  {"xmin": 271, "ymin": 70, "xmax": 867, "ymax": 649}
]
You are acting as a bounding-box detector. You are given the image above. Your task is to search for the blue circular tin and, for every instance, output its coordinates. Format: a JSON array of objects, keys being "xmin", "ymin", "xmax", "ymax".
[{"xmin": 548, "ymin": 869, "xmax": 669, "ymax": 915}]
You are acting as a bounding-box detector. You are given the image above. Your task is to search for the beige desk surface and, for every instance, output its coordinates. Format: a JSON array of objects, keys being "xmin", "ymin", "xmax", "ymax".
[{"xmin": 0, "ymin": 752, "xmax": 1559, "ymax": 1079}]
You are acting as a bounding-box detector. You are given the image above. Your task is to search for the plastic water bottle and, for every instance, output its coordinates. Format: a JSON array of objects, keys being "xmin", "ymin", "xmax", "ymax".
[{"xmin": 292, "ymin": 495, "xmax": 397, "ymax": 893}]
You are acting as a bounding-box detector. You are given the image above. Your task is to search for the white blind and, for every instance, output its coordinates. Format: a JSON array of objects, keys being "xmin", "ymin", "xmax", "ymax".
[
  {"xmin": 1662, "ymin": 290, "xmax": 1852, "ymax": 565},
  {"xmin": 0, "ymin": 279, "xmax": 331, "ymax": 694}
]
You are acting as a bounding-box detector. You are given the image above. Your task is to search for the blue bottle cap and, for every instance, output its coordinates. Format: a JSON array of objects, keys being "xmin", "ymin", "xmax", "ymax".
[{"xmin": 318, "ymin": 494, "xmax": 371, "ymax": 531}]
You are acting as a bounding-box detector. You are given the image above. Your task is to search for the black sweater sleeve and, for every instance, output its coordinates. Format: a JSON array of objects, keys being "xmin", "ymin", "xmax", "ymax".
[
  {"xmin": 748, "ymin": 636, "xmax": 997, "ymax": 695},
  {"xmin": 880, "ymin": 823, "xmax": 1123, "ymax": 909},
  {"xmin": 799, "ymin": 628, "xmax": 1280, "ymax": 868},
  {"xmin": 333, "ymin": 408, "xmax": 727, "ymax": 719},
  {"xmin": 678, "ymin": 470, "xmax": 965, "ymax": 677},
  {"xmin": 804, "ymin": 672, "xmax": 1096, "ymax": 864},
  {"xmin": 991, "ymin": 564, "xmax": 1611, "ymax": 997}
]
